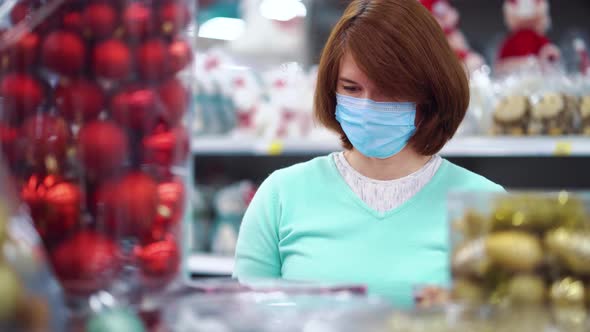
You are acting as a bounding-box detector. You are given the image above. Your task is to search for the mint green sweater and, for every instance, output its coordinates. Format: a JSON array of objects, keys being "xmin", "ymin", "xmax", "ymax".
[{"xmin": 234, "ymin": 155, "xmax": 503, "ymax": 307}]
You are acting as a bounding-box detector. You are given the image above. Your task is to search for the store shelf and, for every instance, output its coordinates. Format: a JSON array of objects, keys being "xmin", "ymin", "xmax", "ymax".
[
  {"xmin": 192, "ymin": 136, "xmax": 341, "ymax": 156},
  {"xmin": 442, "ymin": 137, "xmax": 590, "ymax": 157},
  {"xmin": 193, "ymin": 136, "xmax": 590, "ymax": 157},
  {"xmin": 188, "ymin": 253, "xmax": 235, "ymax": 276}
]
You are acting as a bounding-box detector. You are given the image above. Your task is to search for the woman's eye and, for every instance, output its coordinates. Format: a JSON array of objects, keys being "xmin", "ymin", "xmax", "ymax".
[{"xmin": 342, "ymin": 86, "xmax": 360, "ymax": 93}]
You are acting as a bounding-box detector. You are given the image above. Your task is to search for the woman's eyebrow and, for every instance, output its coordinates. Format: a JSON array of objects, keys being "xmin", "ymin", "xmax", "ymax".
[{"xmin": 339, "ymin": 77, "xmax": 359, "ymax": 84}]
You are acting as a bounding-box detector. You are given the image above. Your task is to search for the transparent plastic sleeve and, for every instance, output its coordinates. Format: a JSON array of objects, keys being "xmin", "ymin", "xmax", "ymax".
[{"xmin": 0, "ymin": 0, "xmax": 195, "ymax": 313}]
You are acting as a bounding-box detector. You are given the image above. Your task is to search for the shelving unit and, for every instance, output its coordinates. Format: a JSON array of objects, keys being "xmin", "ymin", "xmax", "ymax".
[
  {"xmin": 188, "ymin": 254, "xmax": 235, "ymax": 277},
  {"xmin": 193, "ymin": 136, "xmax": 590, "ymax": 157}
]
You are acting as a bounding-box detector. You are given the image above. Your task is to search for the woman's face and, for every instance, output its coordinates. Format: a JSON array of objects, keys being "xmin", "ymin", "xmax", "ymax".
[
  {"xmin": 337, "ymin": 52, "xmax": 397, "ymax": 102},
  {"xmin": 336, "ymin": 51, "xmax": 423, "ymax": 126}
]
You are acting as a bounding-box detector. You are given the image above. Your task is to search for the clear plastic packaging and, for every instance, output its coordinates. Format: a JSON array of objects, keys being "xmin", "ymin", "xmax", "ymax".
[
  {"xmin": 387, "ymin": 305, "xmax": 587, "ymax": 332},
  {"xmin": 458, "ymin": 66, "xmax": 493, "ymax": 136},
  {"xmin": 161, "ymin": 291, "xmax": 391, "ymax": 332},
  {"xmin": 489, "ymin": 69, "xmax": 545, "ymax": 136},
  {"xmin": 449, "ymin": 191, "xmax": 590, "ymax": 331},
  {"xmin": 175, "ymin": 278, "xmax": 368, "ymax": 296},
  {"xmin": 527, "ymin": 70, "xmax": 579, "ymax": 136},
  {"xmin": 0, "ymin": 0, "xmax": 195, "ymax": 311},
  {"xmin": 576, "ymin": 74, "xmax": 590, "ymax": 135},
  {"xmin": 0, "ymin": 160, "xmax": 66, "ymax": 331}
]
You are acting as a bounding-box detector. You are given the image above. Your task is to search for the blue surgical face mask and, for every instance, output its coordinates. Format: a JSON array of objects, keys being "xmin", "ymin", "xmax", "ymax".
[{"xmin": 335, "ymin": 93, "xmax": 417, "ymax": 159}]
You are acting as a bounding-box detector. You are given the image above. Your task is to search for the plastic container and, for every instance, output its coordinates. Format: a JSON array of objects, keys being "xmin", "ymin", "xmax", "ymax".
[
  {"xmin": 449, "ymin": 191, "xmax": 590, "ymax": 330},
  {"xmin": 0, "ymin": 0, "xmax": 195, "ymax": 311},
  {"xmin": 161, "ymin": 291, "xmax": 391, "ymax": 332},
  {"xmin": 0, "ymin": 160, "xmax": 66, "ymax": 331}
]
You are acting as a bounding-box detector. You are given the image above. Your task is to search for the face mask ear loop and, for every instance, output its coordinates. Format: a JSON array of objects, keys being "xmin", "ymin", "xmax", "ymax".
[{"xmin": 415, "ymin": 104, "xmax": 424, "ymax": 129}]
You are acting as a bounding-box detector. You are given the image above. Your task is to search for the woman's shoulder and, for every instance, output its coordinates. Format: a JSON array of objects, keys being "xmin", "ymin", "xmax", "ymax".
[
  {"xmin": 439, "ymin": 159, "xmax": 505, "ymax": 192},
  {"xmin": 270, "ymin": 154, "xmax": 335, "ymax": 183}
]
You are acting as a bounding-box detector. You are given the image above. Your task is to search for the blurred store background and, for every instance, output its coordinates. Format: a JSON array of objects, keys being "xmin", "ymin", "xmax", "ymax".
[{"xmin": 189, "ymin": 0, "xmax": 590, "ymax": 276}]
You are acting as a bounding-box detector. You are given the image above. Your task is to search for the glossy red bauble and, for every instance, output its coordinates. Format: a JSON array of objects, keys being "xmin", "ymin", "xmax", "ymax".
[
  {"xmin": 157, "ymin": 78, "xmax": 188, "ymax": 126},
  {"xmin": 123, "ymin": 2, "xmax": 154, "ymax": 39},
  {"xmin": 20, "ymin": 174, "xmax": 81, "ymax": 240},
  {"xmin": 152, "ymin": 178, "xmax": 185, "ymax": 239},
  {"xmin": 77, "ymin": 120, "xmax": 129, "ymax": 177},
  {"xmin": 10, "ymin": 1, "xmax": 32, "ymax": 25},
  {"xmin": 55, "ymin": 79, "xmax": 105, "ymax": 122},
  {"xmin": 82, "ymin": 3, "xmax": 118, "ymax": 39},
  {"xmin": 0, "ymin": 73, "xmax": 44, "ymax": 123},
  {"xmin": 93, "ymin": 39, "xmax": 132, "ymax": 80},
  {"xmin": 110, "ymin": 85, "xmax": 158, "ymax": 131},
  {"xmin": 21, "ymin": 114, "xmax": 70, "ymax": 166},
  {"xmin": 137, "ymin": 39, "xmax": 168, "ymax": 81},
  {"xmin": 62, "ymin": 11, "xmax": 83, "ymax": 31},
  {"xmin": 167, "ymin": 38, "xmax": 193, "ymax": 75},
  {"xmin": 142, "ymin": 125, "xmax": 189, "ymax": 168},
  {"xmin": 158, "ymin": 1, "xmax": 191, "ymax": 36},
  {"xmin": 95, "ymin": 172, "xmax": 159, "ymax": 237},
  {"xmin": 10, "ymin": 1, "xmax": 57, "ymax": 31},
  {"xmin": 41, "ymin": 31, "xmax": 86, "ymax": 76},
  {"xmin": 3, "ymin": 32, "xmax": 40, "ymax": 70},
  {"xmin": 50, "ymin": 231, "xmax": 120, "ymax": 294},
  {"xmin": 135, "ymin": 235, "xmax": 179, "ymax": 278},
  {"xmin": 0, "ymin": 122, "xmax": 20, "ymax": 164}
]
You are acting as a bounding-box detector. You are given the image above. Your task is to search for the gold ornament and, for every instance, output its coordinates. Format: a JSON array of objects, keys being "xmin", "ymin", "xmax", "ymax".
[{"xmin": 486, "ymin": 231, "xmax": 543, "ymax": 272}]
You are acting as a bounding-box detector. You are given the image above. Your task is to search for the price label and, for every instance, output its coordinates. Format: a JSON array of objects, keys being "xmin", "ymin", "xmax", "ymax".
[
  {"xmin": 267, "ymin": 140, "xmax": 284, "ymax": 156},
  {"xmin": 554, "ymin": 141, "xmax": 573, "ymax": 156}
]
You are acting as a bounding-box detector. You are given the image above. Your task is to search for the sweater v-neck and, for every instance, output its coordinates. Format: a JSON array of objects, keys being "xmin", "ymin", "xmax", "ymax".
[{"xmin": 326, "ymin": 153, "xmax": 449, "ymax": 220}]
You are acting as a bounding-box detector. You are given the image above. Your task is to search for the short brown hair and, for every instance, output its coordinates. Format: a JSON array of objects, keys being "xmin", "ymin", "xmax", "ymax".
[{"xmin": 314, "ymin": 0, "xmax": 469, "ymax": 155}]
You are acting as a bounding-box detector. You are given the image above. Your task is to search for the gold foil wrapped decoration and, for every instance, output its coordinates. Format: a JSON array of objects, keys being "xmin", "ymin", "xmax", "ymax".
[
  {"xmin": 452, "ymin": 239, "xmax": 490, "ymax": 277},
  {"xmin": 454, "ymin": 210, "xmax": 489, "ymax": 239},
  {"xmin": 485, "ymin": 232, "xmax": 543, "ymax": 272},
  {"xmin": 545, "ymin": 229, "xmax": 590, "ymax": 275},
  {"xmin": 452, "ymin": 278, "xmax": 485, "ymax": 305},
  {"xmin": 506, "ymin": 275, "xmax": 546, "ymax": 305},
  {"xmin": 491, "ymin": 193, "xmax": 586, "ymax": 232},
  {"xmin": 550, "ymin": 277, "xmax": 586, "ymax": 306}
]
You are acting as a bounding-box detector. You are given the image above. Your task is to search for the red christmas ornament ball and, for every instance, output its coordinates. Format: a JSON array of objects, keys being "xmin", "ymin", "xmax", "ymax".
[
  {"xmin": 0, "ymin": 73, "xmax": 44, "ymax": 123},
  {"xmin": 95, "ymin": 172, "xmax": 159, "ymax": 237},
  {"xmin": 3, "ymin": 32, "xmax": 40, "ymax": 70},
  {"xmin": 62, "ymin": 10, "xmax": 83, "ymax": 31},
  {"xmin": 110, "ymin": 85, "xmax": 158, "ymax": 131},
  {"xmin": 21, "ymin": 114, "xmax": 70, "ymax": 165},
  {"xmin": 82, "ymin": 2, "xmax": 118, "ymax": 39},
  {"xmin": 157, "ymin": 78, "xmax": 189, "ymax": 126},
  {"xmin": 142, "ymin": 125, "xmax": 189, "ymax": 168},
  {"xmin": 137, "ymin": 39, "xmax": 168, "ymax": 81},
  {"xmin": 123, "ymin": 2, "xmax": 154, "ymax": 39},
  {"xmin": 167, "ymin": 38, "xmax": 193, "ymax": 75},
  {"xmin": 93, "ymin": 39, "xmax": 132, "ymax": 80},
  {"xmin": 55, "ymin": 79, "xmax": 105, "ymax": 122},
  {"xmin": 155, "ymin": 178, "xmax": 186, "ymax": 233},
  {"xmin": 10, "ymin": 1, "xmax": 32, "ymax": 25},
  {"xmin": 41, "ymin": 30, "xmax": 86, "ymax": 76},
  {"xmin": 158, "ymin": 1, "xmax": 191, "ymax": 36},
  {"xmin": 0, "ymin": 122, "xmax": 20, "ymax": 164},
  {"xmin": 21, "ymin": 174, "xmax": 81, "ymax": 241},
  {"xmin": 50, "ymin": 231, "xmax": 120, "ymax": 294},
  {"xmin": 77, "ymin": 120, "xmax": 129, "ymax": 177},
  {"xmin": 10, "ymin": 1, "xmax": 58, "ymax": 31},
  {"xmin": 135, "ymin": 235, "xmax": 179, "ymax": 278}
]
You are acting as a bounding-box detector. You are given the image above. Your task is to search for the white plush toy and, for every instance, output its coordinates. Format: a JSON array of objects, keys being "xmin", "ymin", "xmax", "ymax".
[
  {"xmin": 228, "ymin": 68, "xmax": 264, "ymax": 138},
  {"xmin": 256, "ymin": 63, "xmax": 309, "ymax": 140}
]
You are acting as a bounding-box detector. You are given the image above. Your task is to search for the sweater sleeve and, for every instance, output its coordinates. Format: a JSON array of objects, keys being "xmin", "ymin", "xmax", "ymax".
[{"xmin": 233, "ymin": 173, "xmax": 282, "ymax": 279}]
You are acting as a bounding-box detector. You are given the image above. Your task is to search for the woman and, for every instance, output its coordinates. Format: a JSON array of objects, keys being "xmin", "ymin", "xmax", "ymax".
[{"xmin": 234, "ymin": 0, "xmax": 503, "ymax": 307}]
